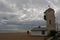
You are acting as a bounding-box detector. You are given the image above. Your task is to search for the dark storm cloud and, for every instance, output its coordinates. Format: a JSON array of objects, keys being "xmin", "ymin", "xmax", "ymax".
[{"xmin": 5, "ymin": 20, "xmax": 45, "ymax": 30}]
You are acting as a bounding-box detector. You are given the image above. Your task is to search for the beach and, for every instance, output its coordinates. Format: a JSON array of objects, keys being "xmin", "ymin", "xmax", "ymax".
[{"xmin": 0, "ymin": 32, "xmax": 45, "ymax": 40}]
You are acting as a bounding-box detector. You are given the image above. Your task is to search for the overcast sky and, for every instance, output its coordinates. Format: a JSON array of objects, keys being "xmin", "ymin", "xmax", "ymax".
[{"xmin": 0, "ymin": 0, "xmax": 60, "ymax": 32}]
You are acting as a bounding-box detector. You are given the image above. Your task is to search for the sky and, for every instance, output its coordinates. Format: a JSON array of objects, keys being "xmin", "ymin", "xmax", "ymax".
[{"xmin": 0, "ymin": 0, "xmax": 60, "ymax": 32}]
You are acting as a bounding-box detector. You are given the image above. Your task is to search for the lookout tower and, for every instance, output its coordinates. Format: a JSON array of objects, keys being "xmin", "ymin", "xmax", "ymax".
[{"xmin": 44, "ymin": 8, "xmax": 56, "ymax": 31}]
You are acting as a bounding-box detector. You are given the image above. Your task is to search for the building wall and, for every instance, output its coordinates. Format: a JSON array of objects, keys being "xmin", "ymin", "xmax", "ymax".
[
  {"xmin": 44, "ymin": 8, "xmax": 56, "ymax": 30},
  {"xmin": 31, "ymin": 31, "xmax": 48, "ymax": 36},
  {"xmin": 47, "ymin": 11, "xmax": 56, "ymax": 30}
]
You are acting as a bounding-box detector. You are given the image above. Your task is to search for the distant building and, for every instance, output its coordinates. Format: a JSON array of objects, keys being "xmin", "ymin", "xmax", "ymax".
[{"xmin": 31, "ymin": 26, "xmax": 48, "ymax": 36}]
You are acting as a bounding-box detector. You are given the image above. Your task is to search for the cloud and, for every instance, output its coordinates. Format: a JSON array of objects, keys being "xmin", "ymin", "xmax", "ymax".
[
  {"xmin": 0, "ymin": 0, "xmax": 60, "ymax": 32},
  {"xmin": 0, "ymin": 0, "xmax": 14, "ymax": 12}
]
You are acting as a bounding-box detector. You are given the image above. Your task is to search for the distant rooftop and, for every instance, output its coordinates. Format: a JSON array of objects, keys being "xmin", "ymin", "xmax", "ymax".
[{"xmin": 31, "ymin": 26, "xmax": 47, "ymax": 31}]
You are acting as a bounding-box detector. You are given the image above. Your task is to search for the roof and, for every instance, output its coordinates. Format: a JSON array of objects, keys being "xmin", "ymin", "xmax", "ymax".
[
  {"xmin": 44, "ymin": 8, "xmax": 55, "ymax": 13},
  {"xmin": 31, "ymin": 27, "xmax": 47, "ymax": 31}
]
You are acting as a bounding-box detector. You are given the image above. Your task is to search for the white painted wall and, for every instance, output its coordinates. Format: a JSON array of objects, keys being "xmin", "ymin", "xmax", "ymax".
[{"xmin": 31, "ymin": 31, "xmax": 48, "ymax": 36}]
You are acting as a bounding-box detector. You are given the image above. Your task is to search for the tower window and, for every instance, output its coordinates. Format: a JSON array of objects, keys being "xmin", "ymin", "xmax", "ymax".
[
  {"xmin": 44, "ymin": 15, "xmax": 46, "ymax": 20},
  {"xmin": 49, "ymin": 20, "xmax": 51, "ymax": 24}
]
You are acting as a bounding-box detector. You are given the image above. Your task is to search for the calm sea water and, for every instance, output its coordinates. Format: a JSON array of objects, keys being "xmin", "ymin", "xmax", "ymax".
[{"xmin": 0, "ymin": 29, "xmax": 27, "ymax": 33}]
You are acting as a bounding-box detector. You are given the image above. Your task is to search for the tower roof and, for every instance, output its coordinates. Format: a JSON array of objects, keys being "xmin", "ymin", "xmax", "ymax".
[{"xmin": 44, "ymin": 8, "xmax": 55, "ymax": 13}]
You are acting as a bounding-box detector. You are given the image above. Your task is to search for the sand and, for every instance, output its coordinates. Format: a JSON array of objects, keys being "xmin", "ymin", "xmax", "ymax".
[{"xmin": 0, "ymin": 32, "xmax": 45, "ymax": 40}]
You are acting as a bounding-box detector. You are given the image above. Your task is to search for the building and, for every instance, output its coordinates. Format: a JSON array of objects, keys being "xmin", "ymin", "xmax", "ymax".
[
  {"xmin": 31, "ymin": 26, "xmax": 48, "ymax": 36},
  {"xmin": 44, "ymin": 8, "xmax": 56, "ymax": 31}
]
